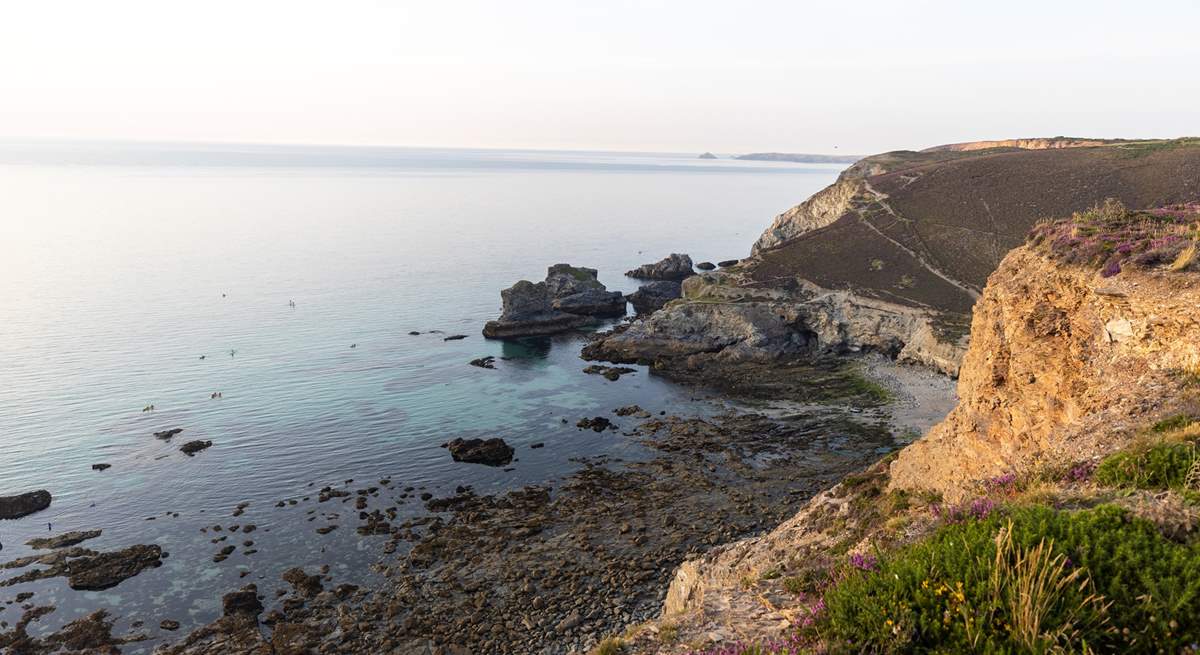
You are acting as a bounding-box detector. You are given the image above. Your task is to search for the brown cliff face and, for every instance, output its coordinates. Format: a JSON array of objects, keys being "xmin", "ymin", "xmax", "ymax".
[{"xmin": 889, "ymin": 247, "xmax": 1200, "ymax": 500}]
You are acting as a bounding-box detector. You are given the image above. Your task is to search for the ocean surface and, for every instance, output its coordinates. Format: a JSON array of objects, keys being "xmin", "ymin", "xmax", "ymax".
[{"xmin": 0, "ymin": 141, "xmax": 842, "ymax": 644}]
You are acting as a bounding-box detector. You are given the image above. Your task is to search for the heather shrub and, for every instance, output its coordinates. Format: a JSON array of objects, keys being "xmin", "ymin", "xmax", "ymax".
[
  {"xmin": 1028, "ymin": 199, "xmax": 1200, "ymax": 275},
  {"xmin": 817, "ymin": 504, "xmax": 1200, "ymax": 653},
  {"xmin": 1095, "ymin": 440, "xmax": 1197, "ymax": 491}
]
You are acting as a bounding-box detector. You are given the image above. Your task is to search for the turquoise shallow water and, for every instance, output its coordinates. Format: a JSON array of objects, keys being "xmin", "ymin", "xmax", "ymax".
[{"xmin": 0, "ymin": 142, "xmax": 839, "ymax": 644}]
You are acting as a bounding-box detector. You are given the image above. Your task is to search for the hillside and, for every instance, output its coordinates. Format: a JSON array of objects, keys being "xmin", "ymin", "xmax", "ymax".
[
  {"xmin": 613, "ymin": 203, "xmax": 1200, "ymax": 653},
  {"xmin": 586, "ymin": 138, "xmax": 1200, "ymax": 377}
]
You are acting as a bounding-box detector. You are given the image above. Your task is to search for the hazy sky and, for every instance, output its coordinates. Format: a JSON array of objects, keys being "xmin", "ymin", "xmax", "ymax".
[{"xmin": 3, "ymin": 0, "xmax": 1197, "ymax": 154}]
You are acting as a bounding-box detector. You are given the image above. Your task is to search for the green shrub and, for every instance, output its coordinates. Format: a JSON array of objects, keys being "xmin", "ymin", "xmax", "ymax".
[
  {"xmin": 1095, "ymin": 441, "xmax": 1197, "ymax": 490},
  {"xmin": 1152, "ymin": 414, "xmax": 1198, "ymax": 433},
  {"xmin": 818, "ymin": 504, "xmax": 1200, "ymax": 653}
]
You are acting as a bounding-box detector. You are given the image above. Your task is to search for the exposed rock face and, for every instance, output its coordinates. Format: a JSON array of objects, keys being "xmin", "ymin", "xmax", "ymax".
[
  {"xmin": 483, "ymin": 264, "xmax": 626, "ymax": 338},
  {"xmin": 443, "ymin": 437, "xmax": 515, "ymax": 466},
  {"xmin": 926, "ymin": 137, "xmax": 1112, "ymax": 152},
  {"xmin": 626, "ymin": 254, "xmax": 694, "ymax": 280},
  {"xmin": 482, "ymin": 280, "xmax": 593, "ymax": 338},
  {"xmin": 751, "ymin": 177, "xmax": 862, "ymax": 253},
  {"xmin": 586, "ymin": 270, "xmax": 967, "ymax": 376},
  {"xmin": 889, "ymin": 247, "xmax": 1200, "ymax": 500},
  {"xmin": 628, "ymin": 280, "xmax": 682, "ymax": 315},
  {"xmin": 0, "ymin": 490, "xmax": 52, "ymax": 520}
]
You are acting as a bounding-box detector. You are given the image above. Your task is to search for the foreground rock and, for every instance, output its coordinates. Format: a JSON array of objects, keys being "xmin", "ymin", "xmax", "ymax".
[
  {"xmin": 627, "ymin": 280, "xmax": 682, "ymax": 315},
  {"xmin": 443, "ymin": 437, "xmax": 515, "ymax": 466},
  {"xmin": 0, "ymin": 490, "xmax": 52, "ymax": 520},
  {"xmin": 626, "ymin": 253, "xmax": 694, "ymax": 280}
]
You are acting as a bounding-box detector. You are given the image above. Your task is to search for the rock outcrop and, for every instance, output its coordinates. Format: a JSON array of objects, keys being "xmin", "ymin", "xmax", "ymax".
[
  {"xmin": 627, "ymin": 280, "xmax": 682, "ymax": 315},
  {"xmin": 443, "ymin": 437, "xmax": 515, "ymax": 466},
  {"xmin": 0, "ymin": 490, "xmax": 52, "ymax": 520},
  {"xmin": 751, "ymin": 177, "xmax": 862, "ymax": 253},
  {"xmin": 483, "ymin": 265, "xmax": 626, "ymax": 338},
  {"xmin": 626, "ymin": 254, "xmax": 694, "ymax": 280}
]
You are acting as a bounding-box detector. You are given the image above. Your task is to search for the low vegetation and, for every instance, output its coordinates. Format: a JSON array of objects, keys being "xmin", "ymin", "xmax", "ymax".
[{"xmin": 1028, "ymin": 198, "xmax": 1200, "ymax": 277}]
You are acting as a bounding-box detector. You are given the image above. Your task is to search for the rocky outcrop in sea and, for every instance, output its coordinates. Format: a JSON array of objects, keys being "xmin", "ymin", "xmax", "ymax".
[
  {"xmin": 483, "ymin": 264, "xmax": 626, "ymax": 338},
  {"xmin": 625, "ymin": 254, "xmax": 694, "ymax": 280}
]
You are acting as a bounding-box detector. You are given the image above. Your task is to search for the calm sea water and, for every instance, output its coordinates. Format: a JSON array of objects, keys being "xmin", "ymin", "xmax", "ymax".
[{"xmin": 0, "ymin": 141, "xmax": 839, "ymax": 643}]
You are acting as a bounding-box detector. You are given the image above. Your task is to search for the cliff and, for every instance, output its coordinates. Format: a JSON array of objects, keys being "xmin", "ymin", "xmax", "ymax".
[
  {"xmin": 617, "ymin": 204, "xmax": 1200, "ymax": 653},
  {"xmin": 586, "ymin": 138, "xmax": 1200, "ymax": 378}
]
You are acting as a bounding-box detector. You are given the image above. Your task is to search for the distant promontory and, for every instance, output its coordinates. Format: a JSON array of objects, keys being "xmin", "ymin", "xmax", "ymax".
[{"xmin": 736, "ymin": 152, "xmax": 860, "ymax": 164}]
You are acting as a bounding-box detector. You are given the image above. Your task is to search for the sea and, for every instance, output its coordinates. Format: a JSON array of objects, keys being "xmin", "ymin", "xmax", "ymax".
[{"xmin": 0, "ymin": 140, "xmax": 843, "ymax": 645}]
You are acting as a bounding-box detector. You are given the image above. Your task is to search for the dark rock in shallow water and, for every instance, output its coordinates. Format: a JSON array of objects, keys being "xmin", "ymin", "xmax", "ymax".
[
  {"xmin": 483, "ymin": 280, "xmax": 593, "ymax": 338},
  {"xmin": 443, "ymin": 334, "xmax": 467, "ymax": 341},
  {"xmin": 576, "ymin": 416, "xmax": 615, "ymax": 432},
  {"xmin": 67, "ymin": 544, "xmax": 163, "ymax": 590},
  {"xmin": 469, "ymin": 356, "xmax": 496, "ymax": 369},
  {"xmin": 628, "ymin": 280, "xmax": 682, "ymax": 314},
  {"xmin": 154, "ymin": 428, "xmax": 183, "ymax": 440},
  {"xmin": 0, "ymin": 490, "xmax": 52, "ymax": 520},
  {"xmin": 443, "ymin": 438, "xmax": 514, "ymax": 466},
  {"xmin": 161, "ymin": 619, "xmax": 180, "ymax": 631},
  {"xmin": 282, "ymin": 567, "xmax": 323, "ymax": 598},
  {"xmin": 718, "ymin": 258, "xmax": 741, "ymax": 268},
  {"xmin": 222, "ymin": 584, "xmax": 263, "ymax": 617},
  {"xmin": 408, "ymin": 331, "xmax": 420, "ymax": 335},
  {"xmin": 180, "ymin": 440, "xmax": 213, "ymax": 456},
  {"xmin": 91, "ymin": 463, "xmax": 111, "ymax": 471},
  {"xmin": 626, "ymin": 253, "xmax": 694, "ymax": 280},
  {"xmin": 697, "ymin": 261, "xmax": 716, "ymax": 270},
  {"xmin": 582, "ymin": 364, "xmax": 636, "ymax": 381},
  {"xmin": 530, "ymin": 442, "xmax": 545, "ymax": 449},
  {"xmin": 27, "ymin": 529, "xmax": 102, "ymax": 550}
]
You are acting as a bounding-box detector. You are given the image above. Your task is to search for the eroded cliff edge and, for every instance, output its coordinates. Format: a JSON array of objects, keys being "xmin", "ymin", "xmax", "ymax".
[{"xmin": 619, "ymin": 210, "xmax": 1200, "ymax": 652}]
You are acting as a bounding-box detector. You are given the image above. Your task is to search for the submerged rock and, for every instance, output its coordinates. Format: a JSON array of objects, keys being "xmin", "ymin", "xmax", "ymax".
[
  {"xmin": 443, "ymin": 438, "xmax": 515, "ymax": 466},
  {"xmin": 26, "ymin": 530, "xmax": 102, "ymax": 550},
  {"xmin": 469, "ymin": 356, "xmax": 496, "ymax": 369},
  {"xmin": 626, "ymin": 253, "xmax": 694, "ymax": 280},
  {"xmin": 154, "ymin": 428, "xmax": 183, "ymax": 440},
  {"xmin": 576, "ymin": 416, "xmax": 615, "ymax": 432},
  {"xmin": 0, "ymin": 490, "xmax": 52, "ymax": 520},
  {"xmin": 91, "ymin": 463, "xmax": 112, "ymax": 472},
  {"xmin": 582, "ymin": 364, "xmax": 636, "ymax": 381},
  {"xmin": 180, "ymin": 440, "xmax": 213, "ymax": 456},
  {"xmin": 628, "ymin": 280, "xmax": 682, "ymax": 314}
]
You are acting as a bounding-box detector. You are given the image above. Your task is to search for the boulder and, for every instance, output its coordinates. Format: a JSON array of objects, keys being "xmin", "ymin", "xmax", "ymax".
[
  {"xmin": 0, "ymin": 490, "xmax": 52, "ymax": 520},
  {"xmin": 180, "ymin": 440, "xmax": 213, "ymax": 456},
  {"xmin": 628, "ymin": 280, "xmax": 682, "ymax": 314},
  {"xmin": 222, "ymin": 584, "xmax": 264, "ymax": 617},
  {"xmin": 626, "ymin": 253, "xmax": 694, "ymax": 280},
  {"xmin": 443, "ymin": 438, "xmax": 515, "ymax": 466},
  {"xmin": 696, "ymin": 261, "xmax": 716, "ymax": 270},
  {"xmin": 482, "ymin": 280, "xmax": 592, "ymax": 338},
  {"xmin": 718, "ymin": 259, "xmax": 741, "ymax": 268}
]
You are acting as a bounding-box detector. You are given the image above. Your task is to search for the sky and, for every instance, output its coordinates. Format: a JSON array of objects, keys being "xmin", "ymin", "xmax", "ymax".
[{"xmin": 2, "ymin": 0, "xmax": 1198, "ymax": 154}]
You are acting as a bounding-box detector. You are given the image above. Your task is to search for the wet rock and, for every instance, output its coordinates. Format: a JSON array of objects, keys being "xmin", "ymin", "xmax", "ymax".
[
  {"xmin": 282, "ymin": 567, "xmax": 323, "ymax": 598},
  {"xmin": 443, "ymin": 335, "xmax": 468, "ymax": 341},
  {"xmin": 161, "ymin": 619, "xmax": 181, "ymax": 631},
  {"xmin": 576, "ymin": 417, "xmax": 615, "ymax": 432},
  {"xmin": 483, "ymin": 280, "xmax": 592, "ymax": 339},
  {"xmin": 67, "ymin": 544, "xmax": 163, "ymax": 591},
  {"xmin": 91, "ymin": 463, "xmax": 111, "ymax": 472},
  {"xmin": 614, "ymin": 405, "xmax": 651, "ymax": 418},
  {"xmin": 582, "ymin": 365, "xmax": 636, "ymax": 381},
  {"xmin": 697, "ymin": 261, "xmax": 716, "ymax": 270},
  {"xmin": 626, "ymin": 253, "xmax": 694, "ymax": 280},
  {"xmin": 530, "ymin": 442, "xmax": 545, "ymax": 449},
  {"xmin": 154, "ymin": 428, "xmax": 183, "ymax": 440},
  {"xmin": 408, "ymin": 331, "xmax": 421, "ymax": 335},
  {"xmin": 469, "ymin": 356, "xmax": 496, "ymax": 369},
  {"xmin": 628, "ymin": 280, "xmax": 682, "ymax": 314},
  {"xmin": 443, "ymin": 438, "xmax": 514, "ymax": 466},
  {"xmin": 0, "ymin": 490, "xmax": 52, "ymax": 520},
  {"xmin": 180, "ymin": 440, "xmax": 213, "ymax": 456},
  {"xmin": 221, "ymin": 584, "xmax": 263, "ymax": 617},
  {"xmin": 26, "ymin": 530, "xmax": 101, "ymax": 550}
]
